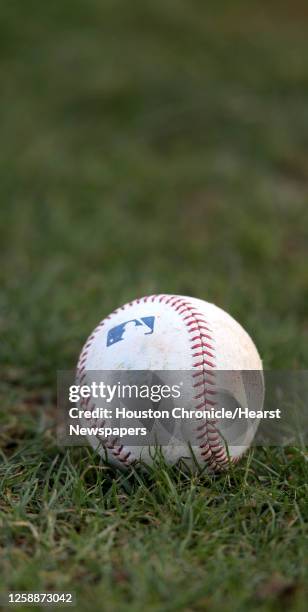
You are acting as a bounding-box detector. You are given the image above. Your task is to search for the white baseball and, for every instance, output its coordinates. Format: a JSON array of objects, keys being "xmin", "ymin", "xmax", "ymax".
[{"xmin": 76, "ymin": 294, "xmax": 264, "ymax": 470}]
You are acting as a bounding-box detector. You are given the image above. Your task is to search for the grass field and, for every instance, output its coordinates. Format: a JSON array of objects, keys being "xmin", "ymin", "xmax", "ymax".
[{"xmin": 0, "ymin": 1, "xmax": 308, "ymax": 610}]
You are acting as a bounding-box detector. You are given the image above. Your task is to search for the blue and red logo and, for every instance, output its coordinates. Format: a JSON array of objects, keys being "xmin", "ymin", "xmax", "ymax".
[{"xmin": 107, "ymin": 317, "xmax": 155, "ymax": 347}]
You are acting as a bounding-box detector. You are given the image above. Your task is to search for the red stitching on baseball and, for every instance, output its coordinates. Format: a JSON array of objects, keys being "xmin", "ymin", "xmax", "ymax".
[{"xmin": 76, "ymin": 294, "xmax": 232, "ymax": 468}]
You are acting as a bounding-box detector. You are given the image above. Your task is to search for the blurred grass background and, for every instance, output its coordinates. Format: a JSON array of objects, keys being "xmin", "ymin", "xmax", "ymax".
[{"xmin": 0, "ymin": 1, "xmax": 307, "ymax": 610}]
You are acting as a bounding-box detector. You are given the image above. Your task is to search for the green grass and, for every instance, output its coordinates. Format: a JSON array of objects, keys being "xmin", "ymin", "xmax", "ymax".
[{"xmin": 0, "ymin": 0, "xmax": 308, "ymax": 610}]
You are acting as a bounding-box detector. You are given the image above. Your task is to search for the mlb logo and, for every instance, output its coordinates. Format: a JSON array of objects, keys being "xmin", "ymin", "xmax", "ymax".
[{"xmin": 107, "ymin": 316, "xmax": 155, "ymax": 347}]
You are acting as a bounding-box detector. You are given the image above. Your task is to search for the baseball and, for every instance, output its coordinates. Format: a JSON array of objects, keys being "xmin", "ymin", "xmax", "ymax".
[{"xmin": 76, "ymin": 294, "xmax": 264, "ymax": 470}]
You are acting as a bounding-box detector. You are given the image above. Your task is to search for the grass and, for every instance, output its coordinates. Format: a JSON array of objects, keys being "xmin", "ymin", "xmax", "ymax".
[{"xmin": 0, "ymin": 0, "xmax": 308, "ymax": 610}]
